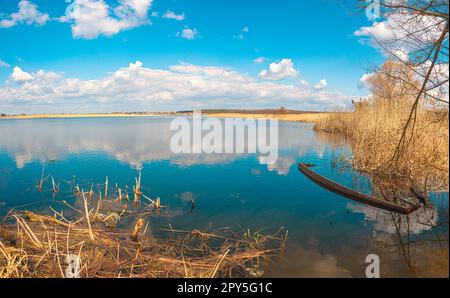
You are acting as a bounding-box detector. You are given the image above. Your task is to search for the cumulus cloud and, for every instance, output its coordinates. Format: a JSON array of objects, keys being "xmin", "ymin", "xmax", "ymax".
[
  {"xmin": 354, "ymin": 21, "xmax": 395, "ymax": 43},
  {"xmin": 11, "ymin": 66, "xmax": 34, "ymax": 82},
  {"xmin": 176, "ymin": 26, "xmax": 198, "ymax": 40},
  {"xmin": 162, "ymin": 10, "xmax": 185, "ymax": 21},
  {"xmin": 0, "ymin": 61, "xmax": 355, "ymax": 111},
  {"xmin": 258, "ymin": 59, "xmax": 299, "ymax": 81},
  {"xmin": 359, "ymin": 73, "xmax": 374, "ymax": 89},
  {"xmin": 0, "ymin": 60, "xmax": 11, "ymax": 68},
  {"xmin": 353, "ymin": 9, "xmax": 446, "ymax": 62},
  {"xmin": 0, "ymin": 0, "xmax": 49, "ymax": 28},
  {"xmin": 63, "ymin": 0, "xmax": 153, "ymax": 39},
  {"xmin": 314, "ymin": 79, "xmax": 328, "ymax": 90}
]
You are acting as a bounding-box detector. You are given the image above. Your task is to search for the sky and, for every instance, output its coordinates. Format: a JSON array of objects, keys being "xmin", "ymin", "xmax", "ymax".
[{"xmin": 0, "ymin": 0, "xmax": 386, "ymax": 114}]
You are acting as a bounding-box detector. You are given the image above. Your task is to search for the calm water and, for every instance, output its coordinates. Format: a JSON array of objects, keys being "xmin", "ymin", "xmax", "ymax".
[{"xmin": 0, "ymin": 117, "xmax": 448, "ymax": 277}]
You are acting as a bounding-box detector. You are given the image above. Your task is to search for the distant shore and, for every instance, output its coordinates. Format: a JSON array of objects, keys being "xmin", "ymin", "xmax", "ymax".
[
  {"xmin": 0, "ymin": 112, "xmax": 180, "ymax": 120},
  {"xmin": 0, "ymin": 110, "xmax": 329, "ymax": 123},
  {"xmin": 204, "ymin": 112, "xmax": 328, "ymax": 123}
]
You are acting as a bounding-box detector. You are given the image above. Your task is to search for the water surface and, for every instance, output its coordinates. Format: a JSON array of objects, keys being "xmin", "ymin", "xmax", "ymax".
[{"xmin": 0, "ymin": 117, "xmax": 447, "ymax": 277}]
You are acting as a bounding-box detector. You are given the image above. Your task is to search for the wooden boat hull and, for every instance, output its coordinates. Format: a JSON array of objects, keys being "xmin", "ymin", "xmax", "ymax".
[{"xmin": 298, "ymin": 163, "xmax": 420, "ymax": 215}]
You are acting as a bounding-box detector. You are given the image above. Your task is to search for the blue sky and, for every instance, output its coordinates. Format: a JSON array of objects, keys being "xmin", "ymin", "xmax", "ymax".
[{"xmin": 0, "ymin": 0, "xmax": 384, "ymax": 113}]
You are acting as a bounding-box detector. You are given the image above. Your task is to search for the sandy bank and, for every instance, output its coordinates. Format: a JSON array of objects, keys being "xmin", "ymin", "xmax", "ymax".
[
  {"xmin": 0, "ymin": 113, "xmax": 179, "ymax": 120},
  {"xmin": 1, "ymin": 112, "xmax": 329, "ymax": 122},
  {"xmin": 205, "ymin": 112, "xmax": 329, "ymax": 123}
]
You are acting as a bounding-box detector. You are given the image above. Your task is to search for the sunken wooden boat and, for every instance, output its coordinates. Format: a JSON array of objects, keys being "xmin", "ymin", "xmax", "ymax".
[{"xmin": 298, "ymin": 163, "xmax": 420, "ymax": 215}]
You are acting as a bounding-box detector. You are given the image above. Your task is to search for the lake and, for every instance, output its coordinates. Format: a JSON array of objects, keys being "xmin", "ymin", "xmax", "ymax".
[{"xmin": 0, "ymin": 117, "xmax": 448, "ymax": 277}]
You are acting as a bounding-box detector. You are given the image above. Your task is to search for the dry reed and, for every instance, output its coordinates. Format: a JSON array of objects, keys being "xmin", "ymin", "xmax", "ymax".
[
  {"xmin": 315, "ymin": 61, "xmax": 449, "ymax": 192},
  {"xmin": 0, "ymin": 207, "xmax": 285, "ymax": 278}
]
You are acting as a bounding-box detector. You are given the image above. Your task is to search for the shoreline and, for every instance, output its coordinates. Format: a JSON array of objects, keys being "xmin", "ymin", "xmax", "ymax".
[
  {"xmin": 1, "ymin": 112, "xmax": 329, "ymax": 123},
  {"xmin": 0, "ymin": 113, "xmax": 181, "ymax": 120},
  {"xmin": 204, "ymin": 112, "xmax": 328, "ymax": 123}
]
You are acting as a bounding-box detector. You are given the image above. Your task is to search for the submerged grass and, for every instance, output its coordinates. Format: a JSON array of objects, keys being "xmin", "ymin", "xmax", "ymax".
[
  {"xmin": 0, "ymin": 209, "xmax": 285, "ymax": 278},
  {"xmin": 0, "ymin": 173, "xmax": 286, "ymax": 278}
]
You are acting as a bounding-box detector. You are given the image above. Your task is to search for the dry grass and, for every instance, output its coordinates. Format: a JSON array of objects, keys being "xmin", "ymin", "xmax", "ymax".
[
  {"xmin": 0, "ymin": 170, "xmax": 287, "ymax": 278},
  {"xmin": 206, "ymin": 112, "xmax": 329, "ymax": 123},
  {"xmin": 0, "ymin": 206, "xmax": 285, "ymax": 278},
  {"xmin": 315, "ymin": 61, "xmax": 449, "ymax": 191},
  {"xmin": 2, "ymin": 111, "xmax": 328, "ymax": 122},
  {"xmin": 315, "ymin": 95, "xmax": 449, "ymax": 191}
]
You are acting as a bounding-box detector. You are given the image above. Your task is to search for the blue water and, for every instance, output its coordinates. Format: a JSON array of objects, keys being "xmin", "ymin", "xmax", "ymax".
[{"xmin": 0, "ymin": 117, "xmax": 447, "ymax": 277}]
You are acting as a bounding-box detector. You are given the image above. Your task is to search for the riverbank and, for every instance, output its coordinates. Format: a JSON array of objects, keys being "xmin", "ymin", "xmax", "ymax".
[
  {"xmin": 204, "ymin": 112, "xmax": 329, "ymax": 123},
  {"xmin": 1, "ymin": 111, "xmax": 330, "ymax": 122},
  {"xmin": 0, "ymin": 112, "xmax": 181, "ymax": 120}
]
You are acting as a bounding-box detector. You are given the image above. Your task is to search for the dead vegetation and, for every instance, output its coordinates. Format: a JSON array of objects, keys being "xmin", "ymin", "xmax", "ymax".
[
  {"xmin": 0, "ymin": 171, "xmax": 286, "ymax": 278},
  {"xmin": 0, "ymin": 210, "xmax": 285, "ymax": 278},
  {"xmin": 315, "ymin": 61, "xmax": 449, "ymax": 192},
  {"xmin": 317, "ymin": 0, "xmax": 449, "ymax": 193}
]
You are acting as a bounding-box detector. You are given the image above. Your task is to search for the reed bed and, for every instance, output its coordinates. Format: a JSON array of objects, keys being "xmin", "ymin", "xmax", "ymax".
[
  {"xmin": 315, "ymin": 62, "xmax": 449, "ymax": 192},
  {"xmin": 316, "ymin": 102, "xmax": 449, "ymax": 191}
]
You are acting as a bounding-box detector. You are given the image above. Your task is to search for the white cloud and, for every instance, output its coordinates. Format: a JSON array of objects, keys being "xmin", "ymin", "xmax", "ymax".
[
  {"xmin": 177, "ymin": 26, "xmax": 198, "ymax": 40},
  {"xmin": 416, "ymin": 61, "xmax": 449, "ymax": 100},
  {"xmin": 354, "ymin": 21, "xmax": 395, "ymax": 43},
  {"xmin": 359, "ymin": 73, "xmax": 374, "ymax": 89},
  {"xmin": 299, "ymin": 79, "xmax": 309, "ymax": 87},
  {"xmin": 0, "ymin": 0, "xmax": 49, "ymax": 28},
  {"xmin": 258, "ymin": 59, "xmax": 299, "ymax": 81},
  {"xmin": 314, "ymin": 79, "xmax": 328, "ymax": 90},
  {"xmin": 63, "ymin": 0, "xmax": 153, "ymax": 39},
  {"xmin": 233, "ymin": 26, "xmax": 249, "ymax": 40},
  {"xmin": 128, "ymin": 60, "xmax": 143, "ymax": 70},
  {"xmin": 11, "ymin": 66, "xmax": 34, "ymax": 82},
  {"xmin": 253, "ymin": 57, "xmax": 265, "ymax": 64},
  {"xmin": 392, "ymin": 48, "xmax": 409, "ymax": 62},
  {"xmin": 0, "ymin": 60, "xmax": 11, "ymax": 68},
  {"xmin": 0, "ymin": 61, "xmax": 355, "ymax": 111},
  {"xmin": 266, "ymin": 156, "xmax": 295, "ymax": 175},
  {"xmin": 162, "ymin": 10, "xmax": 185, "ymax": 21},
  {"xmin": 348, "ymin": 203, "xmax": 437, "ymax": 235},
  {"xmin": 353, "ymin": 10, "xmax": 447, "ymax": 61}
]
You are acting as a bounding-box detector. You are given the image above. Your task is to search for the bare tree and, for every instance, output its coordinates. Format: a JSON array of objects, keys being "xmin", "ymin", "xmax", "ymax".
[
  {"xmin": 368, "ymin": 60, "xmax": 419, "ymax": 104},
  {"xmin": 358, "ymin": 0, "xmax": 449, "ymax": 166}
]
